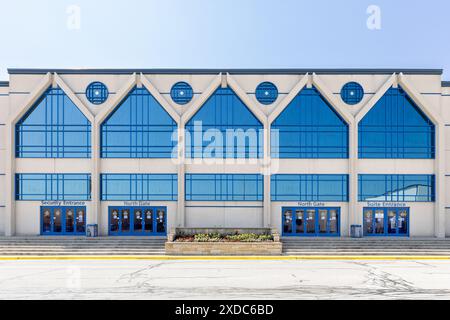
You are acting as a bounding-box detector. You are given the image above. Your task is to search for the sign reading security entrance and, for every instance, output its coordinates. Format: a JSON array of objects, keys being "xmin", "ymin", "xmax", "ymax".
[{"xmin": 41, "ymin": 201, "xmax": 87, "ymax": 206}]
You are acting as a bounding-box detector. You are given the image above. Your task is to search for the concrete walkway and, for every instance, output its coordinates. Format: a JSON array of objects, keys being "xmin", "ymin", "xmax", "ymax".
[{"xmin": 0, "ymin": 259, "xmax": 450, "ymax": 299}]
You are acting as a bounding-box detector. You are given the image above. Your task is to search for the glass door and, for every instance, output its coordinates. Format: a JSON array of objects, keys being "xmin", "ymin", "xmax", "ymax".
[
  {"xmin": 65, "ymin": 208, "xmax": 75, "ymax": 233},
  {"xmin": 156, "ymin": 208, "xmax": 166, "ymax": 234},
  {"xmin": 363, "ymin": 208, "xmax": 409, "ymax": 237},
  {"xmin": 144, "ymin": 208, "xmax": 154, "ymax": 233},
  {"xmin": 109, "ymin": 207, "xmax": 167, "ymax": 236},
  {"xmin": 329, "ymin": 209, "xmax": 339, "ymax": 235},
  {"xmin": 318, "ymin": 209, "xmax": 328, "ymax": 234},
  {"xmin": 374, "ymin": 210, "xmax": 385, "ymax": 234},
  {"xmin": 40, "ymin": 207, "xmax": 86, "ymax": 235},
  {"xmin": 283, "ymin": 209, "xmax": 293, "ymax": 234},
  {"xmin": 306, "ymin": 209, "xmax": 316, "ymax": 234},
  {"xmin": 282, "ymin": 207, "xmax": 340, "ymax": 237},
  {"xmin": 134, "ymin": 208, "xmax": 143, "ymax": 232},
  {"xmin": 398, "ymin": 209, "xmax": 409, "ymax": 235},
  {"xmin": 42, "ymin": 208, "xmax": 52, "ymax": 234},
  {"xmin": 294, "ymin": 209, "xmax": 304, "ymax": 234},
  {"xmin": 75, "ymin": 208, "xmax": 86, "ymax": 234},
  {"xmin": 364, "ymin": 209, "xmax": 374, "ymax": 235}
]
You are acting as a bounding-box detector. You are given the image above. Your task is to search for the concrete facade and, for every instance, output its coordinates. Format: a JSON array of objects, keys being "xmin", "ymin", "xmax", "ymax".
[{"xmin": 0, "ymin": 69, "xmax": 449, "ymax": 238}]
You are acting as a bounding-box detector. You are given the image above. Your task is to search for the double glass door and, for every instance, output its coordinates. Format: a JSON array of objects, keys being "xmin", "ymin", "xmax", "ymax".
[
  {"xmin": 41, "ymin": 207, "xmax": 86, "ymax": 235},
  {"xmin": 283, "ymin": 207, "xmax": 340, "ymax": 236},
  {"xmin": 363, "ymin": 208, "xmax": 409, "ymax": 236},
  {"xmin": 109, "ymin": 207, "xmax": 167, "ymax": 236}
]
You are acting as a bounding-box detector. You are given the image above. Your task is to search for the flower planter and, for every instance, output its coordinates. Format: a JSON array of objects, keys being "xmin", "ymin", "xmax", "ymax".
[{"xmin": 165, "ymin": 228, "xmax": 282, "ymax": 256}]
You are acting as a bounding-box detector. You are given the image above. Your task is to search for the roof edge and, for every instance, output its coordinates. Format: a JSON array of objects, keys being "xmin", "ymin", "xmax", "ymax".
[
  {"xmin": 442, "ymin": 81, "xmax": 450, "ymax": 87},
  {"xmin": 7, "ymin": 68, "xmax": 444, "ymax": 76},
  {"xmin": 0, "ymin": 81, "xmax": 9, "ymax": 87}
]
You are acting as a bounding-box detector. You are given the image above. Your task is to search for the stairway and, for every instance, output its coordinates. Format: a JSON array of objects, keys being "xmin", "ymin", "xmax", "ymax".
[
  {"xmin": 0, "ymin": 237, "xmax": 166, "ymax": 256},
  {"xmin": 282, "ymin": 238, "xmax": 450, "ymax": 256}
]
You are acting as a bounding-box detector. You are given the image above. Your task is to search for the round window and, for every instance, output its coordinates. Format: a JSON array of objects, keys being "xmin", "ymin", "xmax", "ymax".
[
  {"xmin": 341, "ymin": 82, "xmax": 364, "ymax": 105},
  {"xmin": 255, "ymin": 82, "xmax": 278, "ymax": 105},
  {"xmin": 171, "ymin": 82, "xmax": 193, "ymax": 105},
  {"xmin": 86, "ymin": 82, "xmax": 109, "ymax": 105}
]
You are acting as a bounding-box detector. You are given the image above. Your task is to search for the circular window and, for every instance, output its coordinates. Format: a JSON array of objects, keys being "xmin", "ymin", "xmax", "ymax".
[
  {"xmin": 86, "ymin": 82, "xmax": 109, "ymax": 105},
  {"xmin": 256, "ymin": 82, "xmax": 278, "ymax": 105},
  {"xmin": 171, "ymin": 82, "xmax": 193, "ymax": 105},
  {"xmin": 341, "ymin": 82, "xmax": 364, "ymax": 105}
]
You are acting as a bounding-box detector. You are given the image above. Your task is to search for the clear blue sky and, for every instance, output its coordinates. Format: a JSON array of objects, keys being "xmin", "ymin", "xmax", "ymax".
[{"xmin": 0, "ymin": 0, "xmax": 449, "ymax": 80}]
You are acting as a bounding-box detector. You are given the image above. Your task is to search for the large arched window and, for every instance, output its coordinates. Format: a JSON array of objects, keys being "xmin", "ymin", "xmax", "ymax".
[
  {"xmin": 271, "ymin": 87, "xmax": 349, "ymax": 158},
  {"xmin": 185, "ymin": 87, "xmax": 263, "ymax": 158},
  {"xmin": 358, "ymin": 87, "xmax": 435, "ymax": 159},
  {"xmin": 101, "ymin": 87, "xmax": 177, "ymax": 158},
  {"xmin": 16, "ymin": 87, "xmax": 91, "ymax": 158}
]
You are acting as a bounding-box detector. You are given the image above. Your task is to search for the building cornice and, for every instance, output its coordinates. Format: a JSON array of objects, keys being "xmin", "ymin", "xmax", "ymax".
[{"xmin": 7, "ymin": 68, "xmax": 444, "ymax": 76}]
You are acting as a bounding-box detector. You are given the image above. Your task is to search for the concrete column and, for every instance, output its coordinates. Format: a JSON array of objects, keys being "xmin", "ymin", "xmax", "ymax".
[
  {"xmin": 91, "ymin": 122, "xmax": 101, "ymax": 233},
  {"xmin": 435, "ymin": 122, "xmax": 446, "ymax": 238},
  {"xmin": 263, "ymin": 122, "xmax": 271, "ymax": 228},
  {"xmin": 348, "ymin": 121, "xmax": 359, "ymax": 236},
  {"xmin": 5, "ymin": 122, "xmax": 15, "ymax": 237},
  {"xmin": 177, "ymin": 123, "xmax": 186, "ymax": 227}
]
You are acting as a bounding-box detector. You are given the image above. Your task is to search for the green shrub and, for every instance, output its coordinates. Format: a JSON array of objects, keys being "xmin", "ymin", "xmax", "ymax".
[{"xmin": 187, "ymin": 232, "xmax": 273, "ymax": 242}]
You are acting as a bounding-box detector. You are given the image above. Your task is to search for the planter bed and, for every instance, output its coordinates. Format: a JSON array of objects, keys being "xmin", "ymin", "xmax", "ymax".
[{"xmin": 165, "ymin": 228, "xmax": 282, "ymax": 256}]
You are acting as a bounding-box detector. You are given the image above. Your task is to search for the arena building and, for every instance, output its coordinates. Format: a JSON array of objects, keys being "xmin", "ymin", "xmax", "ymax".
[{"xmin": 0, "ymin": 68, "xmax": 449, "ymax": 238}]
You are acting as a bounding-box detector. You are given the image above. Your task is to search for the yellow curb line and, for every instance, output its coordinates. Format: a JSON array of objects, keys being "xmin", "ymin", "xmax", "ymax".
[{"xmin": 0, "ymin": 255, "xmax": 450, "ymax": 261}]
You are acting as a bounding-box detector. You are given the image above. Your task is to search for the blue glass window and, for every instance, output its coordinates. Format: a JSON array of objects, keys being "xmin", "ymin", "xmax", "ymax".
[
  {"xmin": 171, "ymin": 82, "xmax": 193, "ymax": 105},
  {"xmin": 101, "ymin": 87, "xmax": 177, "ymax": 158},
  {"xmin": 101, "ymin": 174, "xmax": 178, "ymax": 201},
  {"xmin": 341, "ymin": 82, "xmax": 364, "ymax": 105},
  {"xmin": 185, "ymin": 174, "xmax": 263, "ymax": 201},
  {"xmin": 256, "ymin": 82, "xmax": 278, "ymax": 105},
  {"xmin": 358, "ymin": 87, "xmax": 435, "ymax": 159},
  {"xmin": 271, "ymin": 175, "xmax": 349, "ymax": 202},
  {"xmin": 16, "ymin": 87, "xmax": 91, "ymax": 158},
  {"xmin": 271, "ymin": 87, "xmax": 349, "ymax": 158},
  {"xmin": 15, "ymin": 174, "xmax": 91, "ymax": 201},
  {"xmin": 358, "ymin": 174, "xmax": 435, "ymax": 202},
  {"xmin": 185, "ymin": 87, "xmax": 263, "ymax": 158},
  {"xmin": 86, "ymin": 82, "xmax": 109, "ymax": 105}
]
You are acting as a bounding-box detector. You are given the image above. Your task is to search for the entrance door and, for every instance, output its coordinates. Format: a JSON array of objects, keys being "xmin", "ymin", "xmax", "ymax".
[
  {"xmin": 282, "ymin": 207, "xmax": 340, "ymax": 237},
  {"xmin": 109, "ymin": 206, "xmax": 167, "ymax": 236},
  {"xmin": 40, "ymin": 207, "xmax": 86, "ymax": 236},
  {"xmin": 363, "ymin": 208, "xmax": 409, "ymax": 237}
]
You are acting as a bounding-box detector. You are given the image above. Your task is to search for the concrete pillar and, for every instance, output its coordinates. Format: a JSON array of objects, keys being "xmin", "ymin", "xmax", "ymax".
[
  {"xmin": 177, "ymin": 123, "xmax": 186, "ymax": 227},
  {"xmin": 435, "ymin": 122, "xmax": 446, "ymax": 238},
  {"xmin": 349, "ymin": 121, "xmax": 359, "ymax": 236},
  {"xmin": 263, "ymin": 122, "xmax": 271, "ymax": 228},
  {"xmin": 5, "ymin": 122, "xmax": 15, "ymax": 236},
  {"xmin": 91, "ymin": 122, "xmax": 101, "ymax": 233}
]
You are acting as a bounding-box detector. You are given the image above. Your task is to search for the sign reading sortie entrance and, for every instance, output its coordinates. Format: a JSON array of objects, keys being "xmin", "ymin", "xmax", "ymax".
[{"xmin": 366, "ymin": 202, "xmax": 408, "ymax": 208}]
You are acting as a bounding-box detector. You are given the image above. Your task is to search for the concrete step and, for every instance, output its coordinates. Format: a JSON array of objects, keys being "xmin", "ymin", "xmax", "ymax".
[
  {"xmin": 0, "ymin": 252, "xmax": 165, "ymax": 256},
  {"xmin": 282, "ymin": 252, "xmax": 450, "ymax": 256}
]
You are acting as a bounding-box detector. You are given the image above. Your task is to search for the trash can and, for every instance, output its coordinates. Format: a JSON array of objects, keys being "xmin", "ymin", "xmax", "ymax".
[
  {"xmin": 86, "ymin": 224, "xmax": 98, "ymax": 238},
  {"xmin": 350, "ymin": 225, "xmax": 363, "ymax": 238}
]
